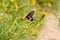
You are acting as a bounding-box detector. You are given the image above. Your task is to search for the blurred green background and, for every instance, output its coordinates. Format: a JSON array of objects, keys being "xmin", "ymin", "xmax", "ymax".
[{"xmin": 0, "ymin": 0, "xmax": 60, "ymax": 40}]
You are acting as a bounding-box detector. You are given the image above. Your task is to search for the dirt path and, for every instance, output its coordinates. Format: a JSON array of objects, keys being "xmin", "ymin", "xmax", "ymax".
[{"xmin": 37, "ymin": 11, "xmax": 60, "ymax": 40}]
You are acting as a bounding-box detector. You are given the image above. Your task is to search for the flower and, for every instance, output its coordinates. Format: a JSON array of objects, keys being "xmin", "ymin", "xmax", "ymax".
[
  {"xmin": 1, "ymin": 2, "xmax": 6, "ymax": 7},
  {"xmin": 26, "ymin": 26, "xmax": 29, "ymax": 29},
  {"xmin": 13, "ymin": 19, "xmax": 17, "ymax": 24},
  {"xmin": 37, "ymin": 22, "xmax": 40, "ymax": 26},
  {"xmin": 22, "ymin": 16, "xmax": 26, "ymax": 20},
  {"xmin": 31, "ymin": 0, "xmax": 36, "ymax": 6},
  {"xmin": 30, "ymin": 28, "xmax": 35, "ymax": 35},
  {"xmin": 6, "ymin": 14, "xmax": 12, "ymax": 18},
  {"xmin": 27, "ymin": 28, "xmax": 35, "ymax": 35},
  {"xmin": 47, "ymin": 2, "xmax": 52, "ymax": 8},
  {"xmin": 0, "ymin": 16, "xmax": 3, "ymax": 21},
  {"xmin": 10, "ymin": 0, "xmax": 15, "ymax": 3},
  {"xmin": 10, "ymin": 5, "xmax": 14, "ymax": 10},
  {"xmin": 22, "ymin": 24, "xmax": 26, "ymax": 28},
  {"xmin": 43, "ymin": 12, "xmax": 48, "ymax": 16},
  {"xmin": 44, "ymin": 2, "xmax": 47, "ymax": 6},
  {"xmin": 15, "ymin": 4, "xmax": 19, "ymax": 11}
]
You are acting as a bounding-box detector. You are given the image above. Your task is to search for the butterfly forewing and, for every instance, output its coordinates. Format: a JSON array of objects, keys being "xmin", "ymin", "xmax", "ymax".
[{"xmin": 26, "ymin": 11, "xmax": 34, "ymax": 21}]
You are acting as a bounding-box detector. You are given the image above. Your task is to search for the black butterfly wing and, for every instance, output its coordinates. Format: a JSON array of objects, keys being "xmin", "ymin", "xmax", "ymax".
[{"xmin": 26, "ymin": 11, "xmax": 34, "ymax": 21}]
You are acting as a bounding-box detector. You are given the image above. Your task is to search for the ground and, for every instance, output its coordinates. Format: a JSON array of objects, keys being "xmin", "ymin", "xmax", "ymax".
[{"xmin": 37, "ymin": 10, "xmax": 60, "ymax": 40}]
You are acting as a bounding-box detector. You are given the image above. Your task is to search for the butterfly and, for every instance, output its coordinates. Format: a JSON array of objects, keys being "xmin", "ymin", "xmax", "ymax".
[{"xmin": 26, "ymin": 11, "xmax": 34, "ymax": 21}]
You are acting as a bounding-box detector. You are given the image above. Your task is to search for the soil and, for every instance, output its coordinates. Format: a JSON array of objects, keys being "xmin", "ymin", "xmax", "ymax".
[{"xmin": 36, "ymin": 10, "xmax": 60, "ymax": 40}]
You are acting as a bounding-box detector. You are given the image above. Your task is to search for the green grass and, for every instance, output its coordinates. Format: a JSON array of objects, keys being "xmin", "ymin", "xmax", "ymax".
[{"xmin": 0, "ymin": 0, "xmax": 59, "ymax": 40}]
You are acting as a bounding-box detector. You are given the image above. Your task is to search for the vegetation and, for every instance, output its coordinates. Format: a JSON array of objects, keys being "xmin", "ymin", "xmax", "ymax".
[{"xmin": 0, "ymin": 0, "xmax": 59, "ymax": 40}]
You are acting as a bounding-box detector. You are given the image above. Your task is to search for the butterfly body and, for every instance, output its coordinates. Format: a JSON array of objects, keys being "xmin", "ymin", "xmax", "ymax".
[{"xmin": 26, "ymin": 11, "xmax": 34, "ymax": 21}]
